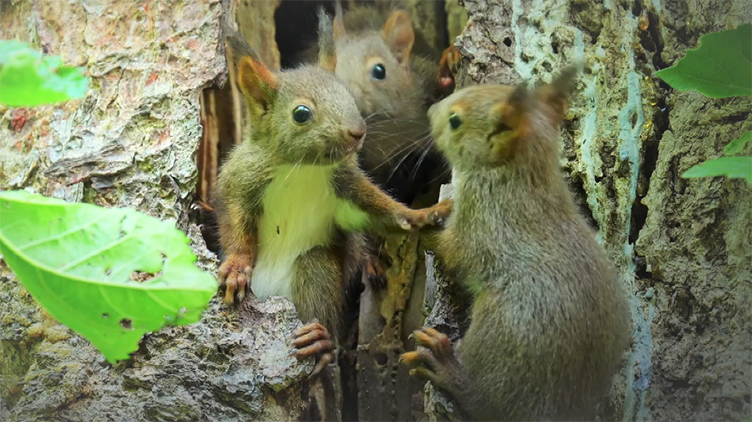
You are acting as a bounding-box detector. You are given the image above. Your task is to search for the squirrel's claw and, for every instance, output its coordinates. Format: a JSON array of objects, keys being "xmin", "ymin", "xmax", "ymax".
[
  {"xmin": 190, "ymin": 200, "xmax": 215, "ymax": 213},
  {"xmin": 291, "ymin": 326, "xmax": 330, "ymax": 349},
  {"xmin": 222, "ymin": 269, "xmax": 248, "ymax": 304},
  {"xmin": 407, "ymin": 367, "xmax": 444, "ymax": 386},
  {"xmin": 218, "ymin": 255, "xmax": 252, "ymax": 304},
  {"xmin": 291, "ymin": 320, "xmax": 326, "ymax": 338},
  {"xmin": 413, "ymin": 327, "xmax": 454, "ymax": 358},
  {"xmin": 419, "ymin": 199, "xmax": 454, "ymax": 228},
  {"xmin": 290, "ymin": 320, "xmax": 336, "ymax": 378},
  {"xmin": 309, "ymin": 351, "xmax": 335, "ymax": 378},
  {"xmin": 401, "ymin": 327, "xmax": 464, "ymax": 394},
  {"xmin": 397, "ymin": 216, "xmax": 414, "ymax": 231},
  {"xmin": 364, "ymin": 254, "xmax": 388, "ymax": 289},
  {"xmin": 397, "ymin": 199, "xmax": 453, "ymax": 231},
  {"xmin": 401, "ymin": 346, "xmax": 446, "ymax": 388},
  {"xmin": 402, "ymin": 328, "xmax": 455, "ymax": 367},
  {"xmin": 437, "ymin": 45, "xmax": 461, "ymax": 96}
]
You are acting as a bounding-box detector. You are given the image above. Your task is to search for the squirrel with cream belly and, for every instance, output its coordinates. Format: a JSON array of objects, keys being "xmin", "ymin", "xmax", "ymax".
[
  {"xmin": 214, "ymin": 20, "xmax": 452, "ymax": 375},
  {"xmin": 401, "ymin": 66, "xmax": 632, "ymax": 420}
]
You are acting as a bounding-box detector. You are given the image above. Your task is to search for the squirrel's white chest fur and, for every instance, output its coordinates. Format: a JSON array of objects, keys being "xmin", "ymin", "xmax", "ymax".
[{"xmin": 251, "ymin": 164, "xmax": 368, "ymax": 301}]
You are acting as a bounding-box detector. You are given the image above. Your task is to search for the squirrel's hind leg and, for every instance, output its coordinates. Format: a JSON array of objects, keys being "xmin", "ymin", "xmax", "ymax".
[
  {"xmin": 361, "ymin": 234, "xmax": 392, "ymax": 289},
  {"xmin": 401, "ymin": 327, "xmax": 468, "ymax": 400},
  {"xmin": 289, "ymin": 245, "xmax": 345, "ymax": 377}
]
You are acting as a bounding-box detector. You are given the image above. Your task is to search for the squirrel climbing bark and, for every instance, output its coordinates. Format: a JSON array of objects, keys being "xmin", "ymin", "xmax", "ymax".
[{"xmin": 402, "ymin": 66, "xmax": 632, "ymax": 421}]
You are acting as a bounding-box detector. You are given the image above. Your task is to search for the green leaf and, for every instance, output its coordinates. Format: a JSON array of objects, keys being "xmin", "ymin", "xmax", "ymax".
[
  {"xmin": 681, "ymin": 156, "xmax": 752, "ymax": 183},
  {"xmin": 656, "ymin": 24, "xmax": 752, "ymax": 98},
  {"xmin": 723, "ymin": 129, "xmax": 752, "ymax": 155},
  {"xmin": 0, "ymin": 40, "xmax": 90, "ymax": 107},
  {"xmin": 0, "ymin": 191, "xmax": 217, "ymax": 362}
]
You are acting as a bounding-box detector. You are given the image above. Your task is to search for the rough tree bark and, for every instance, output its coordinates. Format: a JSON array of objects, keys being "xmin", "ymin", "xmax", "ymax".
[{"xmin": 0, "ymin": 1, "xmax": 311, "ymax": 421}]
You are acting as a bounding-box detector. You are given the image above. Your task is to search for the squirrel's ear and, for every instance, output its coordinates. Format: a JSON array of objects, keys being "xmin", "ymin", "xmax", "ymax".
[
  {"xmin": 224, "ymin": 25, "xmax": 278, "ymax": 113},
  {"xmin": 536, "ymin": 63, "xmax": 581, "ymax": 121},
  {"xmin": 237, "ymin": 55, "xmax": 278, "ymax": 113},
  {"xmin": 506, "ymin": 82, "xmax": 531, "ymax": 117},
  {"xmin": 383, "ymin": 10, "xmax": 414, "ymax": 65},
  {"xmin": 333, "ymin": 0, "xmax": 346, "ymax": 40},
  {"xmin": 498, "ymin": 83, "xmax": 532, "ymax": 136},
  {"xmin": 317, "ymin": 7, "xmax": 337, "ymax": 72}
]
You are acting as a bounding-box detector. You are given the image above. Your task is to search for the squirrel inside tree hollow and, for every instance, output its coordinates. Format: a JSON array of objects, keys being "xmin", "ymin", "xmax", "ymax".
[
  {"xmin": 401, "ymin": 66, "xmax": 632, "ymax": 421},
  {"xmin": 213, "ymin": 22, "xmax": 452, "ymax": 376},
  {"xmin": 320, "ymin": 1, "xmax": 452, "ymax": 205},
  {"xmin": 312, "ymin": 3, "xmax": 458, "ymax": 289}
]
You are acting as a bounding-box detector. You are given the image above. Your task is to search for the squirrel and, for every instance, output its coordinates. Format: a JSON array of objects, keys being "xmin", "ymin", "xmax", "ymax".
[
  {"xmin": 323, "ymin": 1, "xmax": 450, "ymax": 200},
  {"xmin": 312, "ymin": 3, "xmax": 457, "ymax": 289},
  {"xmin": 400, "ymin": 67, "xmax": 632, "ymax": 421},
  {"xmin": 193, "ymin": 6, "xmax": 463, "ymax": 254},
  {"xmin": 214, "ymin": 19, "xmax": 452, "ymax": 376}
]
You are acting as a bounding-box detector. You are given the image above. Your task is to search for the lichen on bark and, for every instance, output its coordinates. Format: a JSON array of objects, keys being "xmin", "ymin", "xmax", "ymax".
[{"xmin": 420, "ymin": 0, "xmax": 752, "ymax": 421}]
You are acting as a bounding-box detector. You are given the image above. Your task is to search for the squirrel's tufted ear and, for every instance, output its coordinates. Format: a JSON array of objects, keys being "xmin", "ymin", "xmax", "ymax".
[
  {"xmin": 536, "ymin": 63, "xmax": 581, "ymax": 121},
  {"xmin": 317, "ymin": 7, "xmax": 337, "ymax": 72},
  {"xmin": 494, "ymin": 82, "xmax": 532, "ymax": 141},
  {"xmin": 383, "ymin": 10, "xmax": 414, "ymax": 65},
  {"xmin": 506, "ymin": 82, "xmax": 531, "ymax": 119},
  {"xmin": 333, "ymin": 0, "xmax": 346, "ymax": 40},
  {"xmin": 237, "ymin": 56, "xmax": 278, "ymax": 114},
  {"xmin": 224, "ymin": 23, "xmax": 278, "ymax": 114}
]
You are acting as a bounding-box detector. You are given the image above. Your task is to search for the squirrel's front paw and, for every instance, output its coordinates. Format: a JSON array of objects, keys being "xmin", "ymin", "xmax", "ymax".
[
  {"xmin": 218, "ymin": 254, "xmax": 252, "ymax": 304},
  {"xmin": 437, "ymin": 45, "xmax": 461, "ymax": 93},
  {"xmin": 397, "ymin": 211, "xmax": 425, "ymax": 231},
  {"xmin": 397, "ymin": 200, "xmax": 453, "ymax": 230},
  {"xmin": 290, "ymin": 320, "xmax": 335, "ymax": 378},
  {"xmin": 401, "ymin": 327, "xmax": 463, "ymax": 392},
  {"xmin": 426, "ymin": 199, "xmax": 453, "ymax": 226}
]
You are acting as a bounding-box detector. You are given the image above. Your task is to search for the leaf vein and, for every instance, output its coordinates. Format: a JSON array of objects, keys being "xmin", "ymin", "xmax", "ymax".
[
  {"xmin": 59, "ymin": 235, "xmax": 134, "ymax": 272},
  {"xmin": 18, "ymin": 214, "xmax": 109, "ymax": 252}
]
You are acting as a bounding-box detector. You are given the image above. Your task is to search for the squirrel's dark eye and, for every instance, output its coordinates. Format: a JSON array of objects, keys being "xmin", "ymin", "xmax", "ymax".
[
  {"xmin": 449, "ymin": 112, "xmax": 462, "ymax": 130},
  {"xmin": 371, "ymin": 64, "xmax": 386, "ymax": 80},
  {"xmin": 292, "ymin": 105, "xmax": 313, "ymax": 124}
]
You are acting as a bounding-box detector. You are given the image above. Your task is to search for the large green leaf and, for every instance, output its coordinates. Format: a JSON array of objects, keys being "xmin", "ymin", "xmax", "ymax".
[
  {"xmin": 0, "ymin": 40, "xmax": 89, "ymax": 107},
  {"xmin": 656, "ymin": 24, "xmax": 751, "ymax": 98},
  {"xmin": 681, "ymin": 156, "xmax": 752, "ymax": 184},
  {"xmin": 723, "ymin": 129, "xmax": 752, "ymax": 156},
  {"xmin": 0, "ymin": 190, "xmax": 217, "ymax": 362}
]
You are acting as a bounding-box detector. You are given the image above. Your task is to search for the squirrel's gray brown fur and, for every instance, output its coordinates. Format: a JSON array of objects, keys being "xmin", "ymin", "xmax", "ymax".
[
  {"xmin": 312, "ymin": 4, "xmax": 455, "ymax": 290},
  {"xmin": 313, "ymin": 2, "xmax": 450, "ymax": 204},
  {"xmin": 401, "ymin": 67, "xmax": 632, "ymax": 421},
  {"xmin": 214, "ymin": 25, "xmax": 452, "ymax": 376}
]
